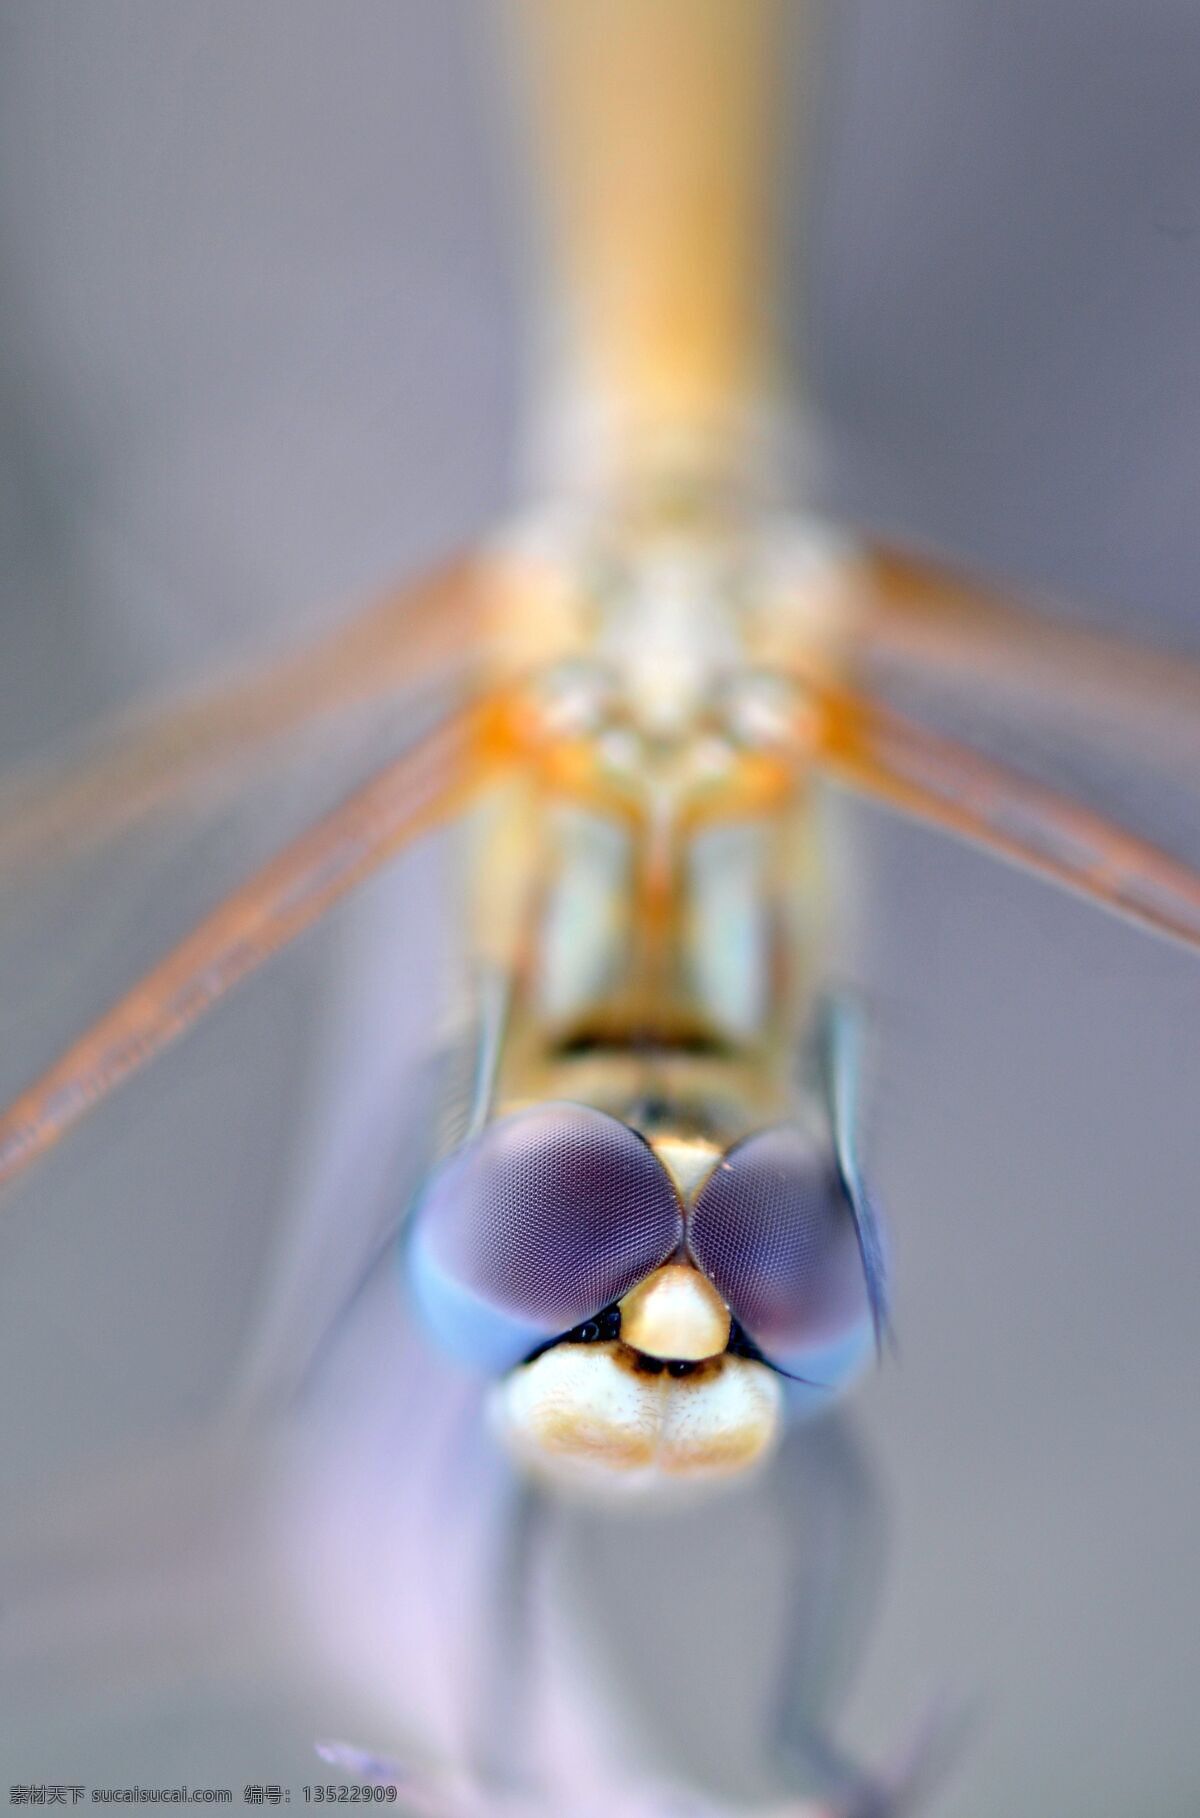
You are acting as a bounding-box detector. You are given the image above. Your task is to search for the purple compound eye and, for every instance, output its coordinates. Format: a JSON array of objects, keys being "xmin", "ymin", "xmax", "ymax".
[
  {"xmin": 407, "ymin": 1102, "xmax": 683, "ymax": 1371},
  {"xmin": 688, "ymin": 1124, "xmax": 874, "ymax": 1390}
]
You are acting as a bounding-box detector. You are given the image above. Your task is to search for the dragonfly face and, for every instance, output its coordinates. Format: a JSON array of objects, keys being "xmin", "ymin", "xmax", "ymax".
[
  {"xmin": 407, "ymin": 1098, "xmax": 875, "ymax": 1494},
  {"xmin": 3, "ymin": 6, "xmax": 1200, "ymax": 1808}
]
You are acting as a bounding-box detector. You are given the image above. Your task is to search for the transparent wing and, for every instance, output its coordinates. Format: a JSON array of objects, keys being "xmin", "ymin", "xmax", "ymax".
[
  {"xmin": 855, "ymin": 544, "xmax": 1200, "ymax": 753},
  {"xmin": 0, "ymin": 548, "xmax": 499, "ymax": 876},
  {"xmin": 0, "ymin": 540, "xmax": 519, "ymax": 1161},
  {"xmin": 763, "ymin": 541, "xmax": 1200, "ymax": 956},
  {"xmin": 846, "ymin": 544, "xmax": 1200, "ymax": 873},
  {"xmin": 0, "ymin": 596, "xmax": 515, "ymax": 1492},
  {"xmin": 813, "ymin": 679, "xmax": 1200, "ymax": 956},
  {"xmin": 0, "ymin": 691, "xmax": 508, "ymax": 1195},
  {"xmin": 0, "ymin": 496, "xmax": 571, "ymax": 1524}
]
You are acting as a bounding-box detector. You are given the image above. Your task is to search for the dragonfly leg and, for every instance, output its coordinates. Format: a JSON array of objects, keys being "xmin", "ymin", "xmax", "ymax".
[{"xmin": 814, "ymin": 1698, "xmax": 972, "ymax": 1818}]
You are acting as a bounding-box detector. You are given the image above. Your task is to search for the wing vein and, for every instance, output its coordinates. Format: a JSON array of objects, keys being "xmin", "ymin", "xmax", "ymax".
[
  {"xmin": 817, "ymin": 686, "xmax": 1200, "ymax": 955},
  {"xmin": 0, "ymin": 695, "xmax": 511, "ymax": 1195}
]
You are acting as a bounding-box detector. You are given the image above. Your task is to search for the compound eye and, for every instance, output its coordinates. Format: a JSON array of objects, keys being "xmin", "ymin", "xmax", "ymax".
[
  {"xmin": 407, "ymin": 1102, "xmax": 683, "ymax": 1371},
  {"xmin": 688, "ymin": 1124, "xmax": 873, "ymax": 1391}
]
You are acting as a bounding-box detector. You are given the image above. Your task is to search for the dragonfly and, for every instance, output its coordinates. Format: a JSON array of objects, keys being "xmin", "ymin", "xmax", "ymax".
[
  {"xmin": 1, "ymin": 1, "xmax": 1199, "ymax": 1805},
  {"xmin": 2, "ymin": 0, "xmax": 1199, "ymax": 1487}
]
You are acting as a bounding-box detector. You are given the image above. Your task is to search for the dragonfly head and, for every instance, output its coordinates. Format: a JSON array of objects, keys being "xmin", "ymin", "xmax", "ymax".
[{"xmin": 406, "ymin": 1102, "xmax": 876, "ymax": 1497}]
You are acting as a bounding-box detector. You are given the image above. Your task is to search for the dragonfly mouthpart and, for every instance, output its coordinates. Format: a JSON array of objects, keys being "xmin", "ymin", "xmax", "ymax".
[
  {"xmin": 491, "ymin": 1339, "xmax": 783, "ymax": 1498},
  {"xmin": 618, "ymin": 1261, "xmax": 731, "ymax": 1362}
]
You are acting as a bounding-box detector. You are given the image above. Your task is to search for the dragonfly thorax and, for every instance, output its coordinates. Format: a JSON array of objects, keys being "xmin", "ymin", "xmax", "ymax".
[{"xmin": 593, "ymin": 539, "xmax": 745, "ymax": 742}]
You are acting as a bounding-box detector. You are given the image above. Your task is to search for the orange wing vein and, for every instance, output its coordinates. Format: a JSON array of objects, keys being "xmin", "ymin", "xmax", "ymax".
[
  {"xmin": 0, "ymin": 694, "xmax": 515, "ymax": 1194},
  {"xmin": 0, "ymin": 550, "xmax": 498, "ymax": 874},
  {"xmin": 852, "ymin": 545, "xmax": 1200, "ymax": 765},
  {"xmin": 817, "ymin": 684, "xmax": 1200, "ymax": 954}
]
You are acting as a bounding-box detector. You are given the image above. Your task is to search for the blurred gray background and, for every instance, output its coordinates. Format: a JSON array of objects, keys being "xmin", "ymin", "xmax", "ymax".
[{"xmin": 1, "ymin": 4, "xmax": 1199, "ymax": 1815}]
